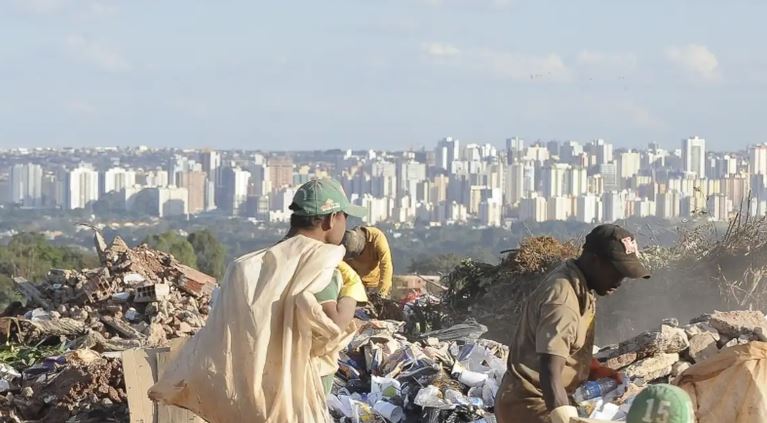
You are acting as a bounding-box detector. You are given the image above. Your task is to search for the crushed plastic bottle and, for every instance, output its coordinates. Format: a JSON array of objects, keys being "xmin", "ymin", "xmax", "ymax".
[{"xmin": 573, "ymin": 378, "xmax": 619, "ymax": 403}]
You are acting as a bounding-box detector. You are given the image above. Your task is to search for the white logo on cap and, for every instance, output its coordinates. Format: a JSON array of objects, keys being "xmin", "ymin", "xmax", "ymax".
[{"xmin": 621, "ymin": 237, "xmax": 638, "ymax": 255}]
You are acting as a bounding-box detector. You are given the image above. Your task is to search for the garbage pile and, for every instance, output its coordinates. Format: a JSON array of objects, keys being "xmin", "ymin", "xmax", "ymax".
[
  {"xmin": 329, "ymin": 317, "xmax": 505, "ymax": 423},
  {"xmin": 578, "ymin": 309, "xmax": 767, "ymax": 420},
  {"xmin": 0, "ymin": 233, "xmax": 218, "ymax": 422},
  {"xmin": 329, "ymin": 309, "xmax": 767, "ymax": 423}
]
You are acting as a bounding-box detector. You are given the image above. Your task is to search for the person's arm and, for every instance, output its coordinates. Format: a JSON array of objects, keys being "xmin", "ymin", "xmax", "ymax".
[
  {"xmin": 539, "ymin": 354, "xmax": 569, "ymax": 410},
  {"xmin": 373, "ymin": 230, "xmax": 393, "ymax": 297},
  {"xmin": 320, "ymin": 297, "xmax": 356, "ymax": 330}
]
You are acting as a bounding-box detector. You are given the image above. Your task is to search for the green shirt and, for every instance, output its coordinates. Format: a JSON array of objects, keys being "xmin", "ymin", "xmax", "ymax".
[
  {"xmin": 313, "ymin": 269, "xmax": 343, "ymax": 394},
  {"xmin": 314, "ymin": 269, "xmax": 342, "ymax": 304}
]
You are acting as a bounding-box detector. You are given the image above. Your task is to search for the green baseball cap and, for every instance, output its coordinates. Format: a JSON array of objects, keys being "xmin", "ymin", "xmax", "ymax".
[
  {"xmin": 627, "ymin": 384, "xmax": 694, "ymax": 423},
  {"xmin": 583, "ymin": 224, "xmax": 651, "ymax": 279},
  {"xmin": 289, "ymin": 178, "xmax": 367, "ymax": 218}
]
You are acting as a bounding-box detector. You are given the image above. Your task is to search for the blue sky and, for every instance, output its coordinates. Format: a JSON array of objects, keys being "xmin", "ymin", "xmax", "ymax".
[{"xmin": 0, "ymin": 0, "xmax": 765, "ymax": 151}]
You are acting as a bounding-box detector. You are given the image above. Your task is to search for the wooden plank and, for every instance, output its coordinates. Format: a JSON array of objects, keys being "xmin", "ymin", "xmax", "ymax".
[
  {"xmin": 122, "ymin": 348, "xmax": 158, "ymax": 423},
  {"xmin": 155, "ymin": 338, "xmax": 205, "ymax": 423}
]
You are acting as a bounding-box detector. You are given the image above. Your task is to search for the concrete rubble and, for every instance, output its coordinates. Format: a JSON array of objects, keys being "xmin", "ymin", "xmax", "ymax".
[
  {"xmin": 581, "ymin": 309, "xmax": 767, "ymax": 421},
  {"xmin": 0, "ymin": 233, "xmax": 217, "ymax": 422}
]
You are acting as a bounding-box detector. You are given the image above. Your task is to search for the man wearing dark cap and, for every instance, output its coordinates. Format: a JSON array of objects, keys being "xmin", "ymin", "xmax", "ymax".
[{"xmin": 495, "ymin": 224, "xmax": 650, "ymax": 423}]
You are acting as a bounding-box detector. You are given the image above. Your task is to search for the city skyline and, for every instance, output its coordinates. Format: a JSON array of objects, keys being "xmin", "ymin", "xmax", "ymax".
[
  {"xmin": 4, "ymin": 136, "xmax": 767, "ymax": 227},
  {"xmin": 1, "ymin": 1, "xmax": 766, "ymax": 150}
]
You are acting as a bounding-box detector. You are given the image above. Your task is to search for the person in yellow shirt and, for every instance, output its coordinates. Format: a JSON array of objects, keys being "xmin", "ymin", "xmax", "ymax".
[{"xmin": 342, "ymin": 226, "xmax": 394, "ymax": 298}]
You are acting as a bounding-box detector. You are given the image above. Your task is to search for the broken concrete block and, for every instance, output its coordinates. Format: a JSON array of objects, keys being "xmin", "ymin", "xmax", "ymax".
[
  {"xmin": 595, "ymin": 325, "xmax": 688, "ymax": 363},
  {"xmin": 174, "ymin": 264, "xmax": 217, "ymax": 298},
  {"xmin": 684, "ymin": 321, "xmax": 720, "ymax": 341},
  {"xmin": 624, "ymin": 353, "xmax": 679, "ymax": 381},
  {"xmin": 134, "ymin": 283, "xmax": 170, "ymax": 303},
  {"xmin": 602, "ymin": 351, "xmax": 638, "ymax": 370},
  {"xmin": 688, "ymin": 333, "xmax": 718, "ymax": 363},
  {"xmin": 709, "ymin": 310, "xmax": 767, "ymax": 339}
]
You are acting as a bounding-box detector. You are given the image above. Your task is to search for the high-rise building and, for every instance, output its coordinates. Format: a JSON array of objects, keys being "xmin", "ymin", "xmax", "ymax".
[
  {"xmin": 137, "ymin": 169, "xmax": 168, "ymax": 187},
  {"xmin": 66, "ymin": 165, "xmax": 99, "ymax": 210},
  {"xmin": 268, "ymin": 156, "xmax": 294, "ymax": 191},
  {"xmin": 177, "ymin": 170, "xmax": 207, "ymax": 214},
  {"xmin": 576, "ymin": 193, "xmax": 601, "ymax": 223},
  {"xmin": 506, "ymin": 137, "xmax": 524, "ymax": 164},
  {"xmin": 656, "ymin": 191, "xmax": 681, "ymax": 219},
  {"xmin": 706, "ymin": 194, "xmax": 732, "ymax": 221},
  {"xmin": 479, "ymin": 199, "xmax": 502, "ymax": 227},
  {"xmin": 682, "ymin": 136, "xmax": 706, "ymax": 178},
  {"xmin": 617, "ymin": 151, "xmax": 641, "ymax": 183},
  {"xmin": 157, "ymin": 186, "xmax": 189, "ymax": 217},
  {"xmin": 598, "ymin": 163, "xmax": 619, "ymax": 192},
  {"xmin": 9, "ymin": 163, "xmax": 43, "ymax": 207},
  {"xmin": 560, "ymin": 141, "xmax": 583, "ymax": 164},
  {"xmin": 567, "ymin": 167, "xmax": 588, "ymax": 196},
  {"xmin": 542, "ymin": 163, "xmax": 569, "ymax": 198},
  {"xmin": 602, "ymin": 192, "xmax": 625, "ymax": 222},
  {"xmin": 547, "ymin": 196, "xmax": 573, "ymax": 221},
  {"xmin": 435, "ymin": 137, "xmax": 460, "ymax": 172},
  {"xmin": 593, "ymin": 139, "xmax": 613, "ymax": 165},
  {"xmin": 200, "ymin": 150, "xmax": 221, "ymax": 184},
  {"xmin": 505, "ymin": 162, "xmax": 525, "ymax": 205},
  {"xmin": 221, "ymin": 167, "xmax": 251, "ymax": 215},
  {"xmin": 102, "ymin": 167, "xmax": 136, "ymax": 194},
  {"xmin": 519, "ymin": 196, "xmax": 548, "ymax": 222},
  {"xmin": 749, "ymin": 144, "xmax": 767, "ymax": 184},
  {"xmin": 201, "ymin": 150, "xmax": 222, "ymax": 207},
  {"xmin": 397, "ymin": 160, "xmax": 427, "ymax": 198}
]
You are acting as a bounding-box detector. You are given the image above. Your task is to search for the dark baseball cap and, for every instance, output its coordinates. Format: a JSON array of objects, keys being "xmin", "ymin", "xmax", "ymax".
[
  {"xmin": 583, "ymin": 224, "xmax": 650, "ymax": 279},
  {"xmin": 289, "ymin": 178, "xmax": 367, "ymax": 218}
]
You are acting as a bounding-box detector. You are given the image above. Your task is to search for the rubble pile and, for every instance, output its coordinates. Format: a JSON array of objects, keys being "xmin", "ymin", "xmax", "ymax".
[
  {"xmin": 4, "ymin": 233, "xmax": 217, "ymax": 351},
  {"xmin": 580, "ymin": 310, "xmax": 767, "ymax": 420},
  {"xmin": 0, "ymin": 233, "xmax": 217, "ymax": 422}
]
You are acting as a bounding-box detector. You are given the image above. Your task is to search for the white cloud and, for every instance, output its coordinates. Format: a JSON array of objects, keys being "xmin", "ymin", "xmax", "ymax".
[
  {"xmin": 665, "ymin": 44, "xmax": 720, "ymax": 81},
  {"xmin": 476, "ymin": 48, "xmax": 570, "ymax": 81},
  {"xmin": 65, "ymin": 35, "xmax": 131, "ymax": 72},
  {"xmin": 422, "ymin": 42, "xmax": 461, "ymax": 58},
  {"xmin": 422, "ymin": 43, "xmax": 570, "ymax": 82},
  {"xmin": 576, "ymin": 50, "xmax": 638, "ymax": 69}
]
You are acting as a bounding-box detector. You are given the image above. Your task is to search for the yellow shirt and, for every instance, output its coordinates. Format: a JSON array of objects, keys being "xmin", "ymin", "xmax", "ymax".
[
  {"xmin": 344, "ymin": 227, "xmax": 393, "ymax": 297},
  {"xmin": 336, "ymin": 261, "xmax": 368, "ymax": 303}
]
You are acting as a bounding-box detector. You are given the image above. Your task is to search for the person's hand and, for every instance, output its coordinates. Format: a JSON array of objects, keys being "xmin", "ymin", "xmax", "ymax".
[
  {"xmin": 589, "ymin": 358, "xmax": 623, "ymax": 383},
  {"xmin": 549, "ymin": 405, "xmax": 578, "ymax": 423}
]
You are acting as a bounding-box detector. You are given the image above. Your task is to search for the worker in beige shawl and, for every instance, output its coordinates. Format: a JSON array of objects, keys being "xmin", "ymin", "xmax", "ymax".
[{"xmin": 148, "ymin": 178, "xmax": 367, "ymax": 423}]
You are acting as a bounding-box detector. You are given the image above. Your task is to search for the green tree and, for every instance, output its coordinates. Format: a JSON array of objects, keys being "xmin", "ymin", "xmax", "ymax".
[
  {"xmin": 187, "ymin": 229, "xmax": 227, "ymax": 279},
  {"xmin": 0, "ymin": 232, "xmax": 98, "ymax": 310},
  {"xmin": 142, "ymin": 231, "xmax": 198, "ymax": 268}
]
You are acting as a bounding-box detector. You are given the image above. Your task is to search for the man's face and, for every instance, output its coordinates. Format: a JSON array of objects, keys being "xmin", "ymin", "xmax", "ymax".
[
  {"xmin": 326, "ymin": 212, "xmax": 348, "ymax": 245},
  {"xmin": 590, "ymin": 255, "xmax": 626, "ymax": 296}
]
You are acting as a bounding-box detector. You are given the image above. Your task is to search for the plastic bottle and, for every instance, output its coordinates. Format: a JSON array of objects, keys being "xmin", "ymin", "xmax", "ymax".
[{"xmin": 573, "ymin": 378, "xmax": 619, "ymax": 403}]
